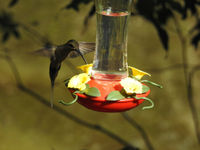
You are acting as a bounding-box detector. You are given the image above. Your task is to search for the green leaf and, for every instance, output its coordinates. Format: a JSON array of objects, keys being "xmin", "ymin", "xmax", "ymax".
[
  {"xmin": 106, "ymin": 91, "xmax": 125, "ymax": 101},
  {"xmin": 142, "ymin": 85, "xmax": 150, "ymax": 93},
  {"xmin": 85, "ymin": 83, "xmax": 90, "ymax": 89},
  {"xmin": 59, "ymin": 91, "xmax": 79, "ymax": 106},
  {"xmin": 85, "ymin": 87, "xmax": 101, "ymax": 97},
  {"xmin": 141, "ymin": 80, "xmax": 163, "ymax": 88},
  {"xmin": 135, "ymin": 96, "xmax": 154, "ymax": 110},
  {"xmin": 81, "ymin": 84, "xmax": 90, "ymax": 93}
]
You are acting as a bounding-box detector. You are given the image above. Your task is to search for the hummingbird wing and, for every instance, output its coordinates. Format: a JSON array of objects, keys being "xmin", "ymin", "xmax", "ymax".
[
  {"xmin": 31, "ymin": 46, "xmax": 57, "ymax": 57},
  {"xmin": 79, "ymin": 42, "xmax": 95, "ymax": 54},
  {"xmin": 67, "ymin": 42, "xmax": 95, "ymax": 58}
]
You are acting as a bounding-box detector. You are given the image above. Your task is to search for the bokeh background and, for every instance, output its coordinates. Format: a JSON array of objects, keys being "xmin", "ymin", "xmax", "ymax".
[{"xmin": 0, "ymin": 0, "xmax": 200, "ymax": 150}]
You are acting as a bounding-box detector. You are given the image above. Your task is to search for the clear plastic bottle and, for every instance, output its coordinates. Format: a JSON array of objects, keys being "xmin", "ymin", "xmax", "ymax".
[{"xmin": 92, "ymin": 0, "xmax": 132, "ymax": 80}]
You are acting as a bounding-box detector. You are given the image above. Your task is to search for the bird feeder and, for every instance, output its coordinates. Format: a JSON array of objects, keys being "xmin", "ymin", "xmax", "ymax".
[{"xmin": 61, "ymin": 0, "xmax": 159, "ymax": 112}]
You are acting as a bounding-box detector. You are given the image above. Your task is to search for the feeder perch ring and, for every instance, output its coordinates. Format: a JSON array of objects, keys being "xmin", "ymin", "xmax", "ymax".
[{"xmin": 68, "ymin": 77, "xmax": 150, "ymax": 112}]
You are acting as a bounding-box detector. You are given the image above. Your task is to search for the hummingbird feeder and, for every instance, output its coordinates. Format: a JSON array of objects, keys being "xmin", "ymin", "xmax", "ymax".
[{"xmin": 61, "ymin": 0, "xmax": 162, "ymax": 112}]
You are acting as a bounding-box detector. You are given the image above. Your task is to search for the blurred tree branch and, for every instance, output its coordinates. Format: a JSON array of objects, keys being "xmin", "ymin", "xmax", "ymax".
[
  {"xmin": 2, "ymin": 0, "xmax": 200, "ymax": 52},
  {"xmin": 172, "ymin": 14, "xmax": 188, "ymax": 84},
  {"xmin": 147, "ymin": 62, "xmax": 200, "ymax": 143},
  {"xmin": 121, "ymin": 112, "xmax": 154, "ymax": 150},
  {"xmin": 172, "ymin": 12, "xmax": 200, "ymax": 144},
  {"xmin": 188, "ymin": 65, "xmax": 200, "ymax": 143}
]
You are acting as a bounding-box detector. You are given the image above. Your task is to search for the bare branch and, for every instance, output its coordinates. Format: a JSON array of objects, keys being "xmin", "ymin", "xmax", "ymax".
[
  {"xmin": 3, "ymin": 48, "xmax": 22, "ymax": 85},
  {"xmin": 172, "ymin": 15, "xmax": 188, "ymax": 84},
  {"xmin": 121, "ymin": 113, "xmax": 154, "ymax": 150},
  {"xmin": 18, "ymin": 84, "xmax": 138, "ymax": 149},
  {"xmin": 188, "ymin": 65, "xmax": 200, "ymax": 143},
  {"xmin": 172, "ymin": 13, "xmax": 200, "ymax": 144}
]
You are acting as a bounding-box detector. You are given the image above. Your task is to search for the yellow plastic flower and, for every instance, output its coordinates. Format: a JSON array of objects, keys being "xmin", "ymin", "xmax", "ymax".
[
  {"xmin": 129, "ymin": 66, "xmax": 151, "ymax": 80},
  {"xmin": 68, "ymin": 73, "xmax": 90, "ymax": 91},
  {"xmin": 120, "ymin": 77, "xmax": 143, "ymax": 95},
  {"xmin": 77, "ymin": 64, "xmax": 93, "ymax": 75}
]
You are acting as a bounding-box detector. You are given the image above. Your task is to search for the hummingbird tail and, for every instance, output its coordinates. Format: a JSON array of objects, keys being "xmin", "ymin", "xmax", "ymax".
[{"xmin": 50, "ymin": 84, "xmax": 54, "ymax": 108}]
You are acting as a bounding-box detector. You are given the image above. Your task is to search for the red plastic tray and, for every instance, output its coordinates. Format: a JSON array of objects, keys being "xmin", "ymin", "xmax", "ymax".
[{"xmin": 69, "ymin": 77, "xmax": 150, "ymax": 112}]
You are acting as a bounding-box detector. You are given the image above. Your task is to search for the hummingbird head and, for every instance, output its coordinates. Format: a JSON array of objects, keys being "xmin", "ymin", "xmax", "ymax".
[
  {"xmin": 66, "ymin": 39, "xmax": 79, "ymax": 50},
  {"xmin": 66, "ymin": 39, "xmax": 88, "ymax": 64}
]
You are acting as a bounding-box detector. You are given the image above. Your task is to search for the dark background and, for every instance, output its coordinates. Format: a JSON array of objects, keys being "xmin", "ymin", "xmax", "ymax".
[{"xmin": 0, "ymin": 0, "xmax": 200, "ymax": 150}]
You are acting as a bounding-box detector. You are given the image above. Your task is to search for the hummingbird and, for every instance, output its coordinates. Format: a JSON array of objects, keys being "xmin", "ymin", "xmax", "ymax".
[{"xmin": 33, "ymin": 39, "xmax": 95, "ymax": 107}]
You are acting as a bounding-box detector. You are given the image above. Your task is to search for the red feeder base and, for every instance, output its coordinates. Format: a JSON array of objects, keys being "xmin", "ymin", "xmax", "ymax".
[{"xmin": 69, "ymin": 77, "xmax": 150, "ymax": 112}]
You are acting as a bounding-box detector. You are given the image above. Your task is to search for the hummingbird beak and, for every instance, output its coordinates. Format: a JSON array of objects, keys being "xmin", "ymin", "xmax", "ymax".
[{"xmin": 76, "ymin": 49, "xmax": 88, "ymax": 64}]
